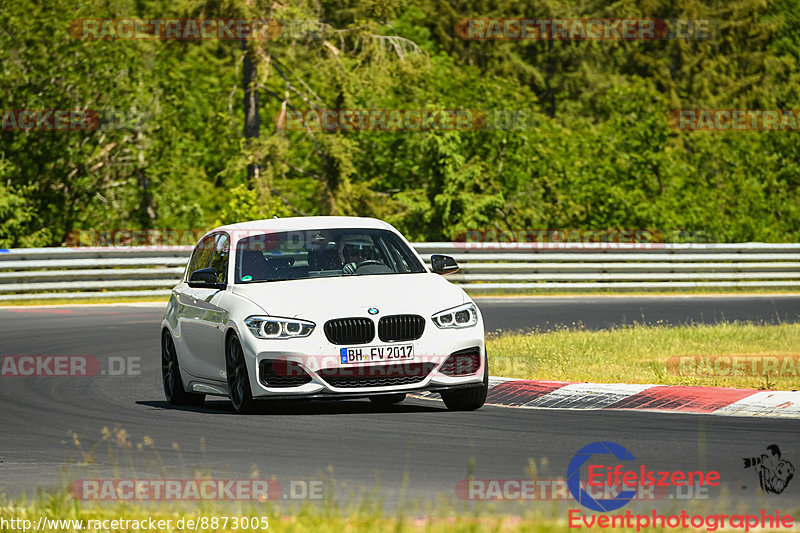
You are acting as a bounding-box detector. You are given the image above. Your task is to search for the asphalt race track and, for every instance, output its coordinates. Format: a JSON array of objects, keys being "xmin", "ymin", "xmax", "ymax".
[{"xmin": 0, "ymin": 296, "xmax": 798, "ymax": 512}]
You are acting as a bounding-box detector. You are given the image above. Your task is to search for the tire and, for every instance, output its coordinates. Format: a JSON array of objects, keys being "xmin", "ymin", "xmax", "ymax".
[
  {"xmin": 226, "ymin": 335, "xmax": 257, "ymax": 414},
  {"xmin": 440, "ymin": 357, "xmax": 488, "ymax": 411},
  {"xmin": 161, "ymin": 330, "xmax": 205, "ymax": 406},
  {"xmin": 369, "ymin": 393, "xmax": 406, "ymax": 405}
]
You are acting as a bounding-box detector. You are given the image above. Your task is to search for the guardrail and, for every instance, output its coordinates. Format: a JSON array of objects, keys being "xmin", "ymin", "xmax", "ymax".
[{"xmin": 1, "ymin": 243, "xmax": 799, "ymax": 301}]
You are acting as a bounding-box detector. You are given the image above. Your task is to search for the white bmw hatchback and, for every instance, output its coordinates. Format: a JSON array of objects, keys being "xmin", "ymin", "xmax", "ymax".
[{"xmin": 161, "ymin": 216, "xmax": 487, "ymax": 413}]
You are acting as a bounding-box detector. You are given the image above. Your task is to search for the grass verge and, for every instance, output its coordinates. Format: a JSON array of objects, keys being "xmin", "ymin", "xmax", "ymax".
[
  {"xmin": 487, "ymin": 322, "xmax": 800, "ymax": 390},
  {"xmin": 3, "ymin": 490, "xmax": 787, "ymax": 533},
  {"xmin": 0, "ymin": 296, "xmax": 169, "ymax": 306}
]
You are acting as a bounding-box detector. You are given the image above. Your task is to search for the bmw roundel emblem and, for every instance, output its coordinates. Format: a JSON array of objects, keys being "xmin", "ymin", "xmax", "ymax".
[{"xmin": 368, "ymin": 307, "xmax": 379, "ymax": 315}]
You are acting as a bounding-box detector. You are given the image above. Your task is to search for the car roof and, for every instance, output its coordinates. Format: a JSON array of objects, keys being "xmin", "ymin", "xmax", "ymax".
[{"xmin": 213, "ymin": 216, "xmax": 393, "ymax": 235}]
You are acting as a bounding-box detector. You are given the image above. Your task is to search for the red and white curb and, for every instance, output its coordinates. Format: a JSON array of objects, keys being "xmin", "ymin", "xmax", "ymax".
[{"xmin": 413, "ymin": 377, "xmax": 800, "ymax": 418}]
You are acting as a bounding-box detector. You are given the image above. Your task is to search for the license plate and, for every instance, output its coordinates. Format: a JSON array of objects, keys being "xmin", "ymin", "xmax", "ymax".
[{"xmin": 340, "ymin": 344, "xmax": 414, "ymax": 364}]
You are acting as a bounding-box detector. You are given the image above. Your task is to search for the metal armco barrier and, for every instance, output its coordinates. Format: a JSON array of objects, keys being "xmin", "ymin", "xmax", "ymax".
[{"xmin": 1, "ymin": 243, "xmax": 799, "ymax": 301}]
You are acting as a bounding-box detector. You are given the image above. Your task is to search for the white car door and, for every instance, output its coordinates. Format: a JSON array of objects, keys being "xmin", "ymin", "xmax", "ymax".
[
  {"xmin": 177, "ymin": 233, "xmax": 219, "ymax": 379},
  {"xmin": 188, "ymin": 232, "xmax": 230, "ymax": 381}
]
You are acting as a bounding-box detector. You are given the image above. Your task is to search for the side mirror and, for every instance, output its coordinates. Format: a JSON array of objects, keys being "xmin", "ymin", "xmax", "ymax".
[
  {"xmin": 188, "ymin": 267, "xmax": 225, "ymax": 289},
  {"xmin": 430, "ymin": 254, "xmax": 459, "ymax": 275}
]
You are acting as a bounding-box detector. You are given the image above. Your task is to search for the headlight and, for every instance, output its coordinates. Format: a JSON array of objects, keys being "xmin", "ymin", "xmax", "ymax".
[
  {"xmin": 432, "ymin": 303, "xmax": 478, "ymax": 329},
  {"xmin": 245, "ymin": 316, "xmax": 315, "ymax": 339}
]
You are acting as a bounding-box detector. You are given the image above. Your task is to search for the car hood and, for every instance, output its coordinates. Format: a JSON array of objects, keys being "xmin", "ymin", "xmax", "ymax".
[{"xmin": 230, "ymin": 273, "xmax": 468, "ymax": 320}]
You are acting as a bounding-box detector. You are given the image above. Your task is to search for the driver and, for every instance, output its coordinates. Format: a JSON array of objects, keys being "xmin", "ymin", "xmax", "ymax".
[{"xmin": 339, "ymin": 235, "xmax": 375, "ymax": 274}]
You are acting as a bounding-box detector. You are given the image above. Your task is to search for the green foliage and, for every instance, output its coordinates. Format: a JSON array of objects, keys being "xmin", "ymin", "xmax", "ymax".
[
  {"xmin": 214, "ymin": 184, "xmax": 292, "ymax": 226},
  {"xmin": 0, "ymin": 182, "xmax": 52, "ymax": 248},
  {"xmin": 0, "ymin": 0, "xmax": 798, "ymax": 244}
]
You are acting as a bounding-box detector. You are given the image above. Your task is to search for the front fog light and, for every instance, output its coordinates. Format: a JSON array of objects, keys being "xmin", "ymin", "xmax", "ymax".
[{"xmin": 432, "ymin": 303, "xmax": 478, "ymax": 329}]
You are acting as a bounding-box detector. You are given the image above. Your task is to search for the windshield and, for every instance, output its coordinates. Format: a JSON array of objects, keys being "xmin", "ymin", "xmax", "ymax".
[{"xmin": 234, "ymin": 228, "xmax": 426, "ymax": 283}]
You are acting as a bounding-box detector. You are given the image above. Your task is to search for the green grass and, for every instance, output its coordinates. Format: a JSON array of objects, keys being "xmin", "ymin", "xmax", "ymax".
[
  {"xmin": 4, "ymin": 489, "xmax": 790, "ymax": 533},
  {"xmin": 0, "ymin": 498, "xmax": 525, "ymax": 533},
  {"xmin": 0, "ymin": 296, "xmax": 169, "ymax": 306},
  {"xmin": 488, "ymin": 322, "xmax": 800, "ymax": 390}
]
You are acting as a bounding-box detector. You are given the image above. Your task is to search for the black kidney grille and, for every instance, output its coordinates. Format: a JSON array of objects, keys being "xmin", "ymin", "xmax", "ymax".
[
  {"xmin": 378, "ymin": 314, "xmax": 425, "ymax": 342},
  {"xmin": 318, "ymin": 362, "xmax": 435, "ymax": 388},
  {"xmin": 258, "ymin": 360, "xmax": 313, "ymax": 388},
  {"xmin": 324, "ymin": 317, "xmax": 375, "ymax": 345},
  {"xmin": 440, "ymin": 347, "xmax": 481, "ymax": 376}
]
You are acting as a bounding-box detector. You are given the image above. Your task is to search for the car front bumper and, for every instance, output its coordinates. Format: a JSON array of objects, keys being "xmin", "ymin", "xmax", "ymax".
[{"xmin": 239, "ymin": 327, "xmax": 486, "ymax": 399}]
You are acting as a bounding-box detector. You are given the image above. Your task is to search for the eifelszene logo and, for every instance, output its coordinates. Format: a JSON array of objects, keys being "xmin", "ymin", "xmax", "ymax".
[
  {"xmin": 743, "ymin": 445, "xmax": 794, "ymax": 494},
  {"xmin": 567, "ymin": 441, "xmax": 721, "ymax": 512}
]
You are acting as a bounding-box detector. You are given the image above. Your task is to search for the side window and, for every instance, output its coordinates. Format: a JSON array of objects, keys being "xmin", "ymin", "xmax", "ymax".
[
  {"xmin": 210, "ymin": 233, "xmax": 230, "ymax": 283},
  {"xmin": 185, "ymin": 234, "xmax": 215, "ymax": 281},
  {"xmin": 380, "ymin": 233, "xmax": 422, "ymax": 273}
]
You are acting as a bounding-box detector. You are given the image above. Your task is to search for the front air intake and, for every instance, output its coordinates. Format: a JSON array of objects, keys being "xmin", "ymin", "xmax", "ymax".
[
  {"xmin": 258, "ymin": 360, "xmax": 313, "ymax": 388},
  {"xmin": 440, "ymin": 347, "xmax": 482, "ymax": 376},
  {"xmin": 318, "ymin": 362, "xmax": 435, "ymax": 388}
]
